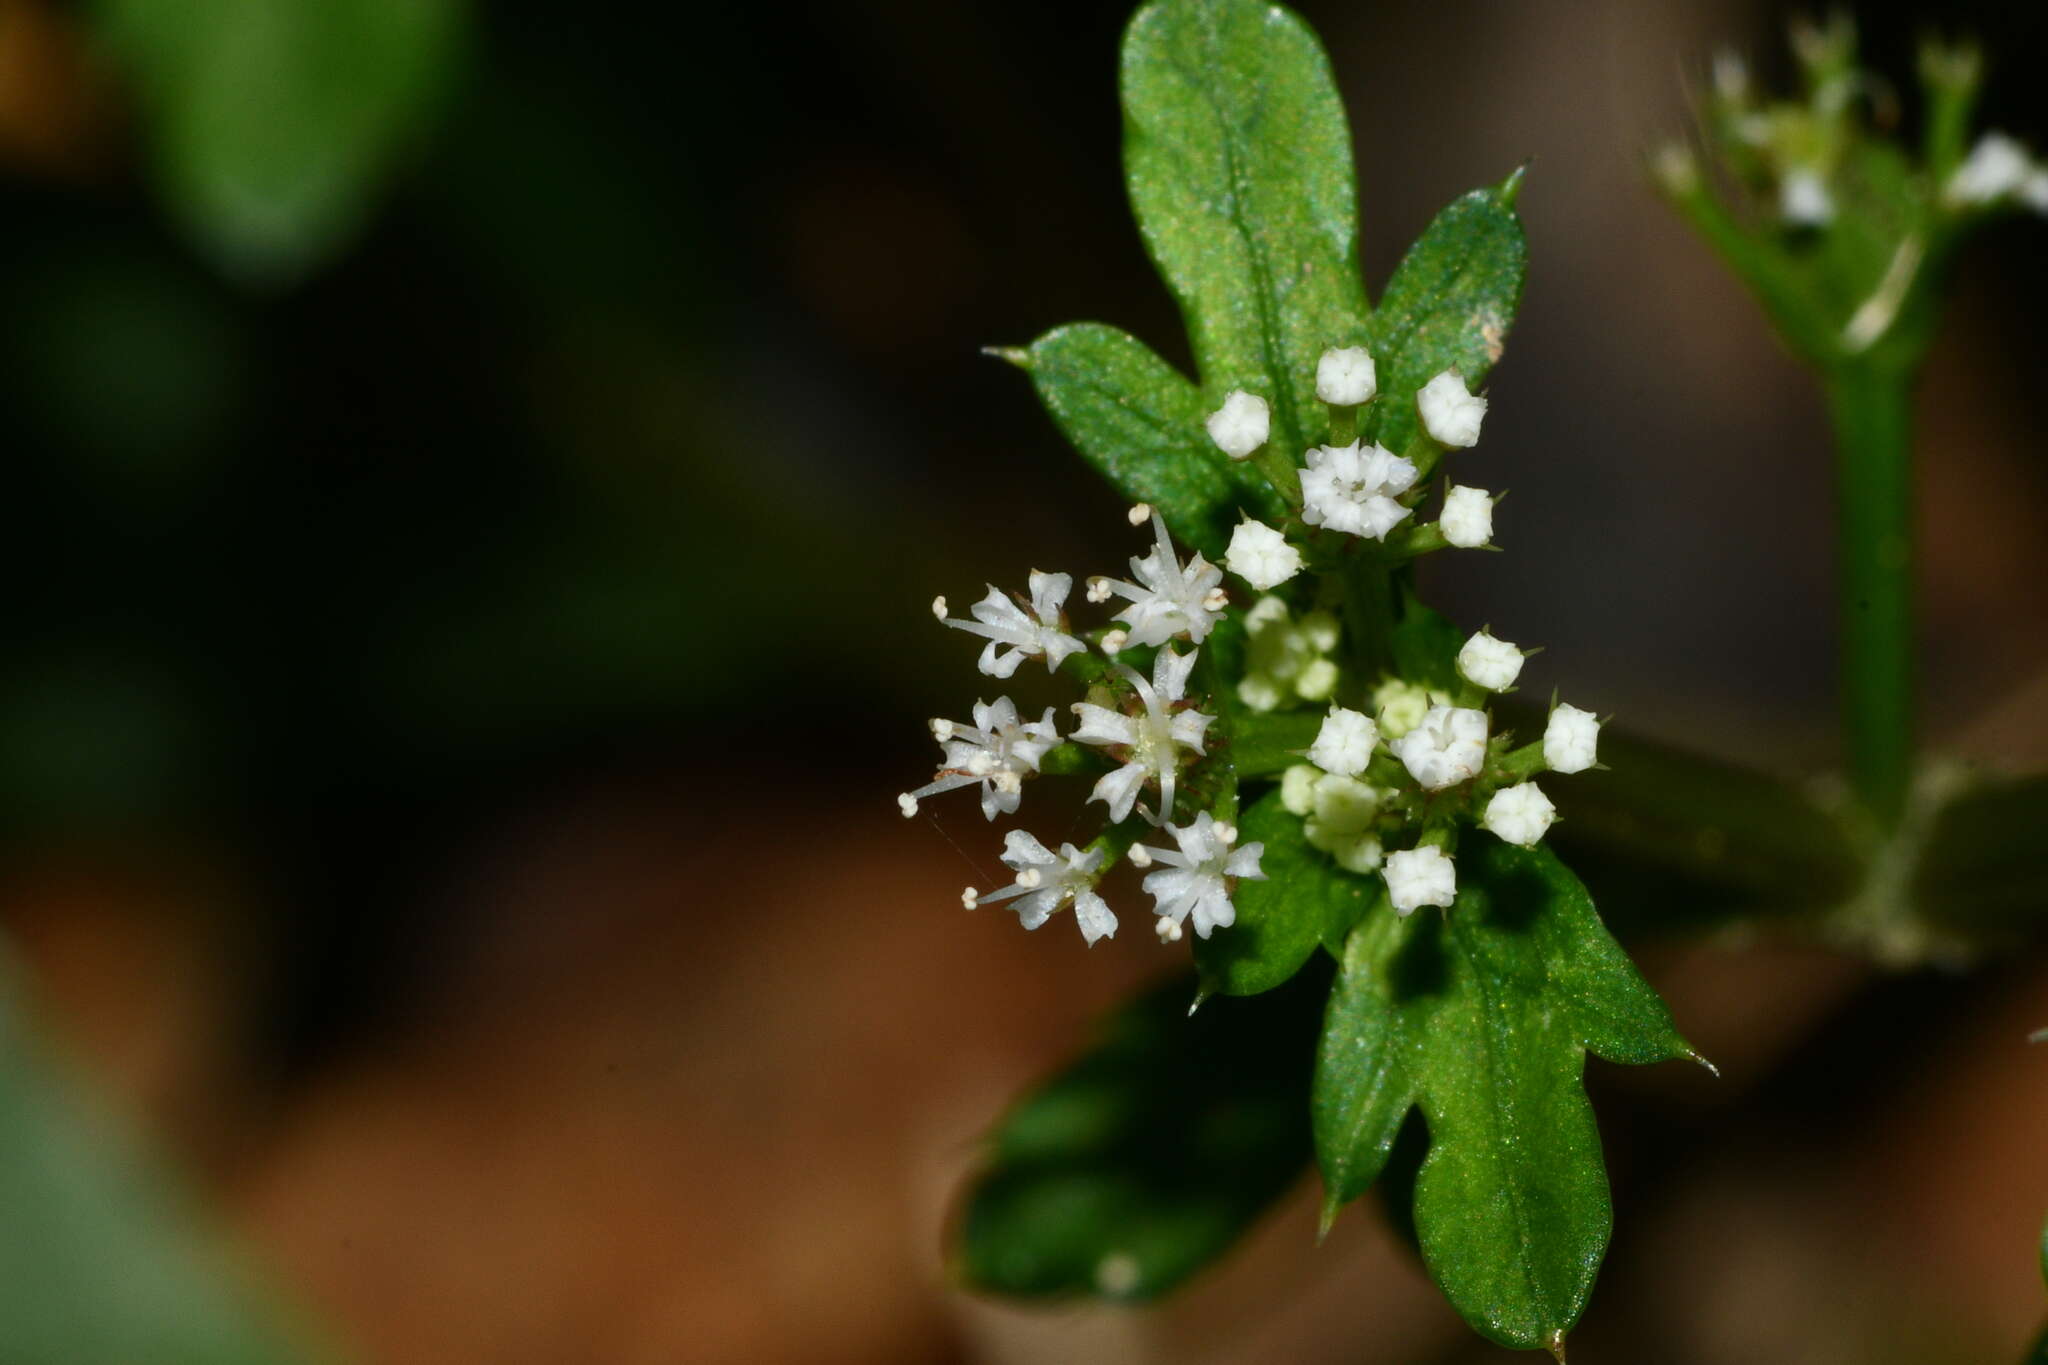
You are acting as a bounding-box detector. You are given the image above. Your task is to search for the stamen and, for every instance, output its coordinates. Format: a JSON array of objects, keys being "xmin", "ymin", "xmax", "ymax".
[
  {"xmin": 1102, "ymin": 628, "xmax": 1129, "ymax": 654},
  {"xmin": 960, "ymin": 887, "xmax": 979, "ymax": 910},
  {"xmin": 1015, "ymin": 867, "xmax": 1043, "ymax": 889},
  {"xmin": 1086, "ymin": 577, "xmax": 1113, "ymax": 604},
  {"xmin": 930, "ymin": 718, "xmax": 955, "ymax": 741},
  {"xmin": 1128, "ymin": 502, "xmax": 1153, "ymax": 527},
  {"xmin": 897, "ymin": 793, "xmax": 918, "ymax": 817},
  {"xmin": 1127, "ymin": 844, "xmax": 1153, "ymax": 868},
  {"xmin": 930, "ymin": 595, "xmax": 947, "ymax": 620}
]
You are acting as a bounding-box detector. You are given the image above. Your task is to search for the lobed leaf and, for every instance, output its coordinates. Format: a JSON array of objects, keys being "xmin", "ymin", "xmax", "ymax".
[
  {"xmin": 1312, "ymin": 840, "xmax": 1692, "ymax": 1351},
  {"xmin": 1007, "ymin": 323, "xmax": 1274, "ymax": 559},
  {"xmin": 954, "ymin": 964, "xmax": 1325, "ymax": 1301},
  {"xmin": 1367, "ymin": 177, "xmax": 1529, "ymax": 454},
  {"xmin": 1120, "ymin": 0, "xmax": 1370, "ymax": 484},
  {"xmin": 1193, "ymin": 790, "xmax": 1375, "ymax": 998}
]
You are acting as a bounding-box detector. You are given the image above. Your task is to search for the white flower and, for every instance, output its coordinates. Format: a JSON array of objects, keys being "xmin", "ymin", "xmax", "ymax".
[
  {"xmin": 1456, "ymin": 630, "xmax": 1524, "ymax": 692},
  {"xmin": 1300, "ymin": 440, "xmax": 1417, "ymax": 541},
  {"xmin": 1136, "ymin": 812, "xmax": 1265, "ymax": 940},
  {"xmin": 1070, "ymin": 646, "xmax": 1215, "ymax": 823},
  {"xmin": 1384, "ymin": 845, "xmax": 1456, "ymax": 916},
  {"xmin": 967, "ymin": 831, "xmax": 1116, "ymax": 944},
  {"xmin": 1315, "ymin": 346, "xmax": 1378, "ymax": 405},
  {"xmin": 1308, "ymin": 706, "xmax": 1378, "ymax": 777},
  {"xmin": 898, "ymin": 698, "xmax": 1059, "ymax": 821},
  {"xmin": 1224, "ymin": 518, "xmax": 1301, "ymax": 591},
  {"xmin": 1417, "ymin": 370, "xmax": 1487, "ymax": 448},
  {"xmin": 2022, "ymin": 170, "xmax": 2048, "ymax": 215},
  {"xmin": 1544, "ymin": 702, "xmax": 1601, "ymax": 774},
  {"xmin": 938, "ymin": 571, "xmax": 1086, "ymax": 678},
  {"xmin": 1483, "ymin": 781, "xmax": 1556, "ymax": 847},
  {"xmin": 1390, "ymin": 705, "xmax": 1489, "ymax": 790},
  {"xmin": 1779, "ymin": 168, "xmax": 1835, "ymax": 225},
  {"xmin": 1373, "ymin": 678, "xmax": 1436, "ymax": 739},
  {"xmin": 1440, "ymin": 485, "xmax": 1494, "ymax": 548},
  {"xmin": 1303, "ymin": 772, "xmax": 1384, "ymax": 874},
  {"xmin": 1206, "ymin": 389, "xmax": 1270, "ymax": 459},
  {"xmin": 1279, "ymin": 763, "xmax": 1321, "ymax": 815},
  {"xmin": 1100, "ymin": 511, "xmax": 1227, "ymax": 648},
  {"xmin": 1946, "ymin": 132, "xmax": 2033, "ymax": 206},
  {"xmin": 1238, "ymin": 598, "xmax": 1341, "ymax": 712}
]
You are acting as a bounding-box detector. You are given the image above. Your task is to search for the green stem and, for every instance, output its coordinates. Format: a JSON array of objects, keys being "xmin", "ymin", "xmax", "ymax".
[
  {"xmin": 1825, "ymin": 363, "xmax": 1916, "ymax": 828},
  {"xmin": 1337, "ymin": 558, "xmax": 1394, "ymax": 686}
]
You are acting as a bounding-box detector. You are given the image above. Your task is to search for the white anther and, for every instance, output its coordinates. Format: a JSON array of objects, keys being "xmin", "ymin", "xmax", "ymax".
[
  {"xmin": 1201, "ymin": 587, "xmax": 1229, "ymax": 612},
  {"xmin": 929, "ymin": 718, "xmax": 955, "ymax": 741},
  {"xmin": 1102, "ymin": 628, "xmax": 1129, "ymax": 654},
  {"xmin": 961, "ymin": 887, "xmax": 979, "ymax": 910},
  {"xmin": 1086, "ymin": 577, "xmax": 1113, "ymax": 604},
  {"xmin": 1015, "ymin": 867, "xmax": 1043, "ymax": 889},
  {"xmin": 897, "ymin": 793, "xmax": 918, "ymax": 817},
  {"xmin": 1128, "ymin": 843, "xmax": 1153, "ymax": 868},
  {"xmin": 1127, "ymin": 502, "xmax": 1153, "ymax": 527}
]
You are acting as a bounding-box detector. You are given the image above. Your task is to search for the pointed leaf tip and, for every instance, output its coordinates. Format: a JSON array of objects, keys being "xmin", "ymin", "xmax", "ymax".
[
  {"xmin": 1316, "ymin": 1192, "xmax": 1341, "ymax": 1245},
  {"xmin": 982, "ymin": 344, "xmax": 1032, "ymax": 369},
  {"xmin": 1497, "ymin": 162, "xmax": 1530, "ymax": 209},
  {"xmin": 1187, "ymin": 987, "xmax": 1211, "ymax": 1017},
  {"xmin": 1546, "ymin": 1328, "xmax": 1568, "ymax": 1363},
  {"xmin": 1686, "ymin": 1048, "xmax": 1722, "ymax": 1079}
]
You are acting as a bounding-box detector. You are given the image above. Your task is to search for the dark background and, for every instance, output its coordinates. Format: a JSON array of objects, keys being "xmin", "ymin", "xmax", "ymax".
[{"xmin": 0, "ymin": 0, "xmax": 2045, "ymax": 1361}]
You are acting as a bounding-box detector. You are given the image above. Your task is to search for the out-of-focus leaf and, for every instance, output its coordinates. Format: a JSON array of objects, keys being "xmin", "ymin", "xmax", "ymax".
[
  {"xmin": 1004, "ymin": 324, "xmax": 1274, "ymax": 559},
  {"xmin": 954, "ymin": 963, "xmax": 1325, "ymax": 1301},
  {"xmin": 0, "ymin": 953, "xmax": 323, "ymax": 1365},
  {"xmin": 1193, "ymin": 790, "xmax": 1373, "ymax": 997},
  {"xmin": 1367, "ymin": 176, "xmax": 1528, "ymax": 454},
  {"xmin": 1385, "ymin": 585, "xmax": 1463, "ymax": 692},
  {"xmin": 1312, "ymin": 841, "xmax": 1693, "ymax": 1352},
  {"xmin": 1120, "ymin": 0, "xmax": 1370, "ymax": 483},
  {"xmin": 94, "ymin": 0, "xmax": 467, "ymax": 283}
]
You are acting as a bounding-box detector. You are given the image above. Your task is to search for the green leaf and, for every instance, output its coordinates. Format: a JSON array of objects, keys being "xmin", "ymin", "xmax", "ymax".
[
  {"xmin": 1120, "ymin": 0, "xmax": 1370, "ymax": 484},
  {"xmin": 954, "ymin": 964, "xmax": 1325, "ymax": 1301},
  {"xmin": 1193, "ymin": 790, "xmax": 1375, "ymax": 997},
  {"xmin": 1312, "ymin": 841, "xmax": 1691, "ymax": 1351},
  {"xmin": 0, "ymin": 953, "xmax": 322, "ymax": 1365},
  {"xmin": 1006, "ymin": 324, "xmax": 1274, "ymax": 559},
  {"xmin": 1228, "ymin": 709, "xmax": 1321, "ymax": 778},
  {"xmin": 94, "ymin": 0, "xmax": 466, "ymax": 284},
  {"xmin": 1367, "ymin": 177, "xmax": 1529, "ymax": 454},
  {"xmin": 1385, "ymin": 585, "xmax": 1464, "ymax": 691}
]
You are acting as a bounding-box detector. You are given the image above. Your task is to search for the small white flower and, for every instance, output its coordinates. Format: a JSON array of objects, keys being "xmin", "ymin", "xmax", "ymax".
[
  {"xmin": 898, "ymin": 697, "xmax": 1060, "ymax": 821},
  {"xmin": 1390, "ymin": 705, "xmax": 1489, "ymax": 790},
  {"xmin": 1946, "ymin": 132, "xmax": 2033, "ymax": 206},
  {"xmin": 1417, "ymin": 370, "xmax": 1487, "ymax": 448},
  {"xmin": 2021, "ymin": 170, "xmax": 2048, "ymax": 215},
  {"xmin": 1100, "ymin": 511, "xmax": 1227, "ymax": 647},
  {"xmin": 1440, "ymin": 485, "xmax": 1494, "ymax": 548},
  {"xmin": 1456, "ymin": 630, "xmax": 1524, "ymax": 692},
  {"xmin": 1071, "ymin": 647, "xmax": 1215, "ymax": 823},
  {"xmin": 1544, "ymin": 702, "xmax": 1601, "ymax": 774},
  {"xmin": 969, "ymin": 831, "xmax": 1117, "ymax": 944},
  {"xmin": 1279, "ymin": 763, "xmax": 1321, "ymax": 815},
  {"xmin": 1315, "ymin": 346, "xmax": 1378, "ymax": 406},
  {"xmin": 938, "ymin": 571, "xmax": 1086, "ymax": 678},
  {"xmin": 1308, "ymin": 706, "xmax": 1378, "ymax": 777},
  {"xmin": 1224, "ymin": 518, "xmax": 1301, "ymax": 591},
  {"xmin": 1384, "ymin": 845, "xmax": 1456, "ymax": 916},
  {"xmin": 1300, "ymin": 440, "xmax": 1417, "ymax": 541},
  {"xmin": 1373, "ymin": 678, "xmax": 1435, "ymax": 739},
  {"xmin": 1303, "ymin": 772, "xmax": 1384, "ymax": 874},
  {"xmin": 1483, "ymin": 781, "xmax": 1556, "ymax": 847},
  {"xmin": 1136, "ymin": 812, "xmax": 1265, "ymax": 940},
  {"xmin": 1779, "ymin": 168, "xmax": 1835, "ymax": 226},
  {"xmin": 1206, "ymin": 389, "xmax": 1270, "ymax": 459}
]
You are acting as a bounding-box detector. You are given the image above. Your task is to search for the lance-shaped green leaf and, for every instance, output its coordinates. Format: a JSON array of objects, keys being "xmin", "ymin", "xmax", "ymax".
[
  {"xmin": 1120, "ymin": 0, "xmax": 1370, "ymax": 491},
  {"xmin": 1193, "ymin": 790, "xmax": 1376, "ymax": 998},
  {"xmin": 1368, "ymin": 177, "xmax": 1529, "ymax": 454},
  {"xmin": 1312, "ymin": 841, "xmax": 1695, "ymax": 1352},
  {"xmin": 953, "ymin": 964, "xmax": 1325, "ymax": 1301},
  {"xmin": 1001, "ymin": 324, "xmax": 1276, "ymax": 559}
]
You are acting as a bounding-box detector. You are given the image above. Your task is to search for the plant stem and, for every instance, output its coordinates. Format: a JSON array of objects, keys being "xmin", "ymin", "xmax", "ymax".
[{"xmin": 1825, "ymin": 363, "xmax": 1916, "ymax": 828}]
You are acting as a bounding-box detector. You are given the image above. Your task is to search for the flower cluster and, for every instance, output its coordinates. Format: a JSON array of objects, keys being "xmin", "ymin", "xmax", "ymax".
[{"xmin": 901, "ymin": 342, "xmax": 1607, "ymax": 944}]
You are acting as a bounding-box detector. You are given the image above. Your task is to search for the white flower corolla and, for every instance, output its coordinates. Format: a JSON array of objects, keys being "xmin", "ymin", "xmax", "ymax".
[
  {"xmin": 1300, "ymin": 440, "xmax": 1417, "ymax": 541},
  {"xmin": 1390, "ymin": 705, "xmax": 1489, "ymax": 790},
  {"xmin": 1135, "ymin": 812, "xmax": 1265, "ymax": 940},
  {"xmin": 1482, "ymin": 781, "xmax": 1556, "ymax": 848},
  {"xmin": 1238, "ymin": 597, "xmax": 1340, "ymax": 712},
  {"xmin": 1544, "ymin": 702, "xmax": 1601, "ymax": 774},
  {"xmin": 1711, "ymin": 48, "xmax": 1749, "ymax": 102},
  {"xmin": 966, "ymin": 831, "xmax": 1116, "ymax": 944},
  {"xmin": 1280, "ymin": 763, "xmax": 1321, "ymax": 815},
  {"xmin": 1225, "ymin": 518, "xmax": 1302, "ymax": 591},
  {"xmin": 1101, "ymin": 511, "xmax": 1227, "ymax": 648},
  {"xmin": 1308, "ymin": 706, "xmax": 1379, "ymax": 777},
  {"xmin": 1384, "ymin": 845, "xmax": 1456, "ymax": 916},
  {"xmin": 1304, "ymin": 772, "xmax": 1383, "ymax": 873},
  {"xmin": 1372, "ymin": 678, "xmax": 1439, "ymax": 739},
  {"xmin": 938, "ymin": 571, "xmax": 1086, "ymax": 678},
  {"xmin": 2023, "ymin": 170, "xmax": 2048, "ymax": 214},
  {"xmin": 1206, "ymin": 389, "xmax": 1270, "ymax": 459},
  {"xmin": 1779, "ymin": 168, "xmax": 1835, "ymax": 225},
  {"xmin": 1456, "ymin": 630, "xmax": 1525, "ymax": 692},
  {"xmin": 1946, "ymin": 132, "xmax": 2033, "ymax": 206},
  {"xmin": 1071, "ymin": 646, "xmax": 1214, "ymax": 823},
  {"xmin": 898, "ymin": 697, "xmax": 1059, "ymax": 821},
  {"xmin": 1315, "ymin": 346, "xmax": 1378, "ymax": 405},
  {"xmin": 1440, "ymin": 485, "xmax": 1494, "ymax": 549},
  {"xmin": 1417, "ymin": 370, "xmax": 1487, "ymax": 448}
]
